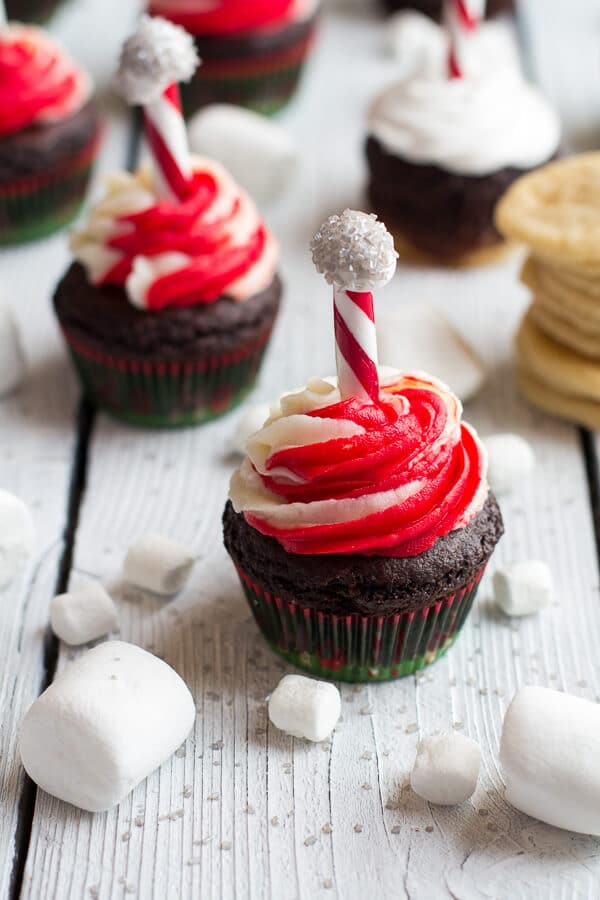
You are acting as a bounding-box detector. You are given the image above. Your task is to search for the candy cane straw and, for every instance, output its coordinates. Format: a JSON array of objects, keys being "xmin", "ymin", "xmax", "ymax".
[
  {"xmin": 115, "ymin": 15, "xmax": 199, "ymax": 202},
  {"xmin": 310, "ymin": 210, "xmax": 398, "ymax": 404},
  {"xmin": 445, "ymin": 0, "xmax": 486, "ymax": 78}
]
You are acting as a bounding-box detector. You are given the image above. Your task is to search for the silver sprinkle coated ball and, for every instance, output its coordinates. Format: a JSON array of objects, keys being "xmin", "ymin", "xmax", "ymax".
[
  {"xmin": 310, "ymin": 209, "xmax": 398, "ymax": 292},
  {"xmin": 115, "ymin": 15, "xmax": 199, "ymax": 106}
]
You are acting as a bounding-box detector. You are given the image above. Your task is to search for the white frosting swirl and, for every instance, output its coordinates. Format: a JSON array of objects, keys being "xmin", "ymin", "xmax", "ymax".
[{"xmin": 371, "ymin": 12, "xmax": 560, "ymax": 176}]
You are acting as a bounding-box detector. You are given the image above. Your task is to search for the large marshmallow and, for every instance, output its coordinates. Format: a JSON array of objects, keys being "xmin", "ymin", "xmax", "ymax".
[
  {"xmin": 268, "ymin": 674, "xmax": 341, "ymax": 742},
  {"xmin": 410, "ymin": 733, "xmax": 481, "ymax": 805},
  {"xmin": 0, "ymin": 302, "xmax": 26, "ymax": 396},
  {"xmin": 0, "ymin": 489, "xmax": 35, "ymax": 589},
  {"xmin": 483, "ymin": 433, "xmax": 535, "ymax": 495},
  {"xmin": 188, "ymin": 104, "xmax": 298, "ymax": 204},
  {"xmin": 493, "ymin": 560, "xmax": 553, "ymax": 617},
  {"xmin": 20, "ymin": 641, "xmax": 196, "ymax": 812},
  {"xmin": 377, "ymin": 305, "xmax": 486, "ymax": 402},
  {"xmin": 500, "ymin": 686, "xmax": 600, "ymax": 835},
  {"xmin": 50, "ymin": 579, "xmax": 119, "ymax": 645},
  {"xmin": 227, "ymin": 403, "xmax": 271, "ymax": 457},
  {"xmin": 123, "ymin": 533, "xmax": 196, "ymax": 596}
]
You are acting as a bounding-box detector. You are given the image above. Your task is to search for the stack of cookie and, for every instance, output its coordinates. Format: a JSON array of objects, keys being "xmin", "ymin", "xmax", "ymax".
[{"xmin": 496, "ymin": 153, "xmax": 600, "ymax": 429}]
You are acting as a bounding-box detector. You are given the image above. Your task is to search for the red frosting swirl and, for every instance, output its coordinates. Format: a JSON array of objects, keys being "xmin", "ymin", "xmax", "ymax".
[
  {"xmin": 148, "ymin": 0, "xmax": 300, "ymax": 35},
  {"xmin": 0, "ymin": 25, "xmax": 89, "ymax": 138},
  {"xmin": 71, "ymin": 159, "xmax": 278, "ymax": 310},
  {"xmin": 231, "ymin": 374, "xmax": 488, "ymax": 558}
]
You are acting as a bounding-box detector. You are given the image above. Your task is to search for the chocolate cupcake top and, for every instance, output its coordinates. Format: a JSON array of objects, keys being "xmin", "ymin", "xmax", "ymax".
[
  {"xmin": 370, "ymin": 11, "xmax": 560, "ymax": 175},
  {"xmin": 70, "ymin": 157, "xmax": 279, "ymax": 311},
  {"xmin": 0, "ymin": 24, "xmax": 92, "ymax": 138},
  {"xmin": 229, "ymin": 370, "xmax": 489, "ymax": 558},
  {"xmin": 147, "ymin": 0, "xmax": 318, "ymax": 35}
]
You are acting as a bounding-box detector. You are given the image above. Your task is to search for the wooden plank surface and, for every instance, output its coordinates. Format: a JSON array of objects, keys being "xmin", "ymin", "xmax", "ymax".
[
  {"xmin": 0, "ymin": 0, "xmax": 140, "ymax": 894},
  {"xmin": 9, "ymin": 1, "xmax": 600, "ymax": 898}
]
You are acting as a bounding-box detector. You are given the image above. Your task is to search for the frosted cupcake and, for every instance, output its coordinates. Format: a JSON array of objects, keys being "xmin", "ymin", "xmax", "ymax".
[
  {"xmin": 0, "ymin": 23, "xmax": 100, "ymax": 244},
  {"xmin": 366, "ymin": 10, "xmax": 560, "ymax": 266},
  {"xmin": 224, "ymin": 211, "xmax": 503, "ymax": 681},
  {"xmin": 147, "ymin": 0, "xmax": 319, "ymax": 116},
  {"xmin": 53, "ymin": 17, "xmax": 281, "ymax": 427}
]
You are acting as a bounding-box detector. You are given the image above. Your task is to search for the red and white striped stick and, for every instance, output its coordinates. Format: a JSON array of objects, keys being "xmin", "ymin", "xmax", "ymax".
[
  {"xmin": 143, "ymin": 83, "xmax": 193, "ymax": 202},
  {"xmin": 445, "ymin": 0, "xmax": 485, "ymax": 78},
  {"xmin": 311, "ymin": 210, "xmax": 398, "ymax": 404},
  {"xmin": 116, "ymin": 15, "xmax": 199, "ymax": 202},
  {"xmin": 333, "ymin": 286, "xmax": 379, "ymax": 403}
]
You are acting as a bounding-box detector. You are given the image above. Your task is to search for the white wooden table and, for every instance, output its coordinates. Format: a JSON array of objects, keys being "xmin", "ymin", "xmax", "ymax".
[{"xmin": 2, "ymin": 1, "xmax": 600, "ymax": 897}]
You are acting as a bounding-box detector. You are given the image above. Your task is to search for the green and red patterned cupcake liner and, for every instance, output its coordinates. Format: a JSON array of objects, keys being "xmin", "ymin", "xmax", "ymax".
[
  {"xmin": 235, "ymin": 565, "xmax": 486, "ymax": 682},
  {"xmin": 182, "ymin": 30, "xmax": 316, "ymax": 116},
  {"xmin": 60, "ymin": 324, "xmax": 275, "ymax": 428},
  {"xmin": 0, "ymin": 128, "xmax": 101, "ymax": 246}
]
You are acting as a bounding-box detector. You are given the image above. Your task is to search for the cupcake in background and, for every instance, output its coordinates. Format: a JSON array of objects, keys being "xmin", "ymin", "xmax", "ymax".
[
  {"xmin": 0, "ymin": 22, "xmax": 101, "ymax": 244},
  {"xmin": 5, "ymin": 0, "xmax": 65, "ymax": 22},
  {"xmin": 381, "ymin": 0, "xmax": 513, "ymax": 19},
  {"xmin": 54, "ymin": 16, "xmax": 281, "ymax": 428},
  {"xmin": 147, "ymin": 0, "xmax": 319, "ymax": 116},
  {"xmin": 366, "ymin": 5, "xmax": 560, "ymax": 267},
  {"xmin": 223, "ymin": 211, "xmax": 503, "ymax": 682}
]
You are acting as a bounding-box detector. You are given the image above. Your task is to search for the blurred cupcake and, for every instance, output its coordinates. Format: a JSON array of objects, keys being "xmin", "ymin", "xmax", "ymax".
[
  {"xmin": 366, "ymin": 10, "xmax": 560, "ymax": 266},
  {"xmin": 147, "ymin": 0, "xmax": 319, "ymax": 116},
  {"xmin": 0, "ymin": 24, "xmax": 101, "ymax": 245},
  {"xmin": 382, "ymin": 0, "xmax": 513, "ymax": 19},
  {"xmin": 5, "ymin": 0, "xmax": 65, "ymax": 22},
  {"xmin": 223, "ymin": 211, "xmax": 503, "ymax": 681},
  {"xmin": 53, "ymin": 16, "xmax": 281, "ymax": 428}
]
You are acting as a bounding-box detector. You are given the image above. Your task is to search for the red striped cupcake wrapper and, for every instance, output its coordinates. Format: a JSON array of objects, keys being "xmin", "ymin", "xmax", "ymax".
[
  {"xmin": 0, "ymin": 126, "xmax": 102, "ymax": 245},
  {"xmin": 182, "ymin": 26, "xmax": 317, "ymax": 116},
  {"xmin": 235, "ymin": 564, "xmax": 486, "ymax": 682},
  {"xmin": 60, "ymin": 322, "xmax": 275, "ymax": 429}
]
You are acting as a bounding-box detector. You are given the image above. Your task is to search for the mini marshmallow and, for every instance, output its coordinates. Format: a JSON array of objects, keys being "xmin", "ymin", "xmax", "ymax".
[
  {"xmin": 0, "ymin": 302, "xmax": 25, "ymax": 397},
  {"xmin": 0, "ymin": 489, "xmax": 35, "ymax": 589},
  {"xmin": 493, "ymin": 560, "xmax": 553, "ymax": 617},
  {"xmin": 123, "ymin": 533, "xmax": 196, "ymax": 596},
  {"xmin": 20, "ymin": 640, "xmax": 195, "ymax": 812},
  {"xmin": 268, "ymin": 674, "xmax": 341, "ymax": 743},
  {"xmin": 410, "ymin": 733, "xmax": 481, "ymax": 806},
  {"xmin": 500, "ymin": 686, "xmax": 600, "ymax": 835},
  {"xmin": 188, "ymin": 104, "xmax": 298, "ymax": 204},
  {"xmin": 377, "ymin": 305, "xmax": 486, "ymax": 402},
  {"xmin": 483, "ymin": 433, "xmax": 535, "ymax": 495},
  {"xmin": 227, "ymin": 403, "xmax": 271, "ymax": 456},
  {"xmin": 50, "ymin": 579, "xmax": 119, "ymax": 646}
]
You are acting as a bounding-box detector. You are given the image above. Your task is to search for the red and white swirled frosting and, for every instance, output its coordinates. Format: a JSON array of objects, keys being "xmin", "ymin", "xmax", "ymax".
[
  {"xmin": 70, "ymin": 157, "xmax": 279, "ymax": 310},
  {"xmin": 230, "ymin": 371, "xmax": 489, "ymax": 558},
  {"xmin": 0, "ymin": 25, "xmax": 91, "ymax": 138},
  {"xmin": 147, "ymin": 0, "xmax": 318, "ymax": 35}
]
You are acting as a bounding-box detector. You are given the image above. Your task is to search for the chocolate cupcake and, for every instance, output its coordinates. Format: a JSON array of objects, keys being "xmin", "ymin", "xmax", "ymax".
[
  {"xmin": 366, "ymin": 12, "xmax": 560, "ymax": 266},
  {"xmin": 0, "ymin": 24, "xmax": 101, "ymax": 245},
  {"xmin": 5, "ymin": 0, "xmax": 65, "ymax": 22},
  {"xmin": 223, "ymin": 211, "xmax": 503, "ymax": 681},
  {"xmin": 147, "ymin": 0, "xmax": 319, "ymax": 116},
  {"xmin": 382, "ymin": 0, "xmax": 514, "ymax": 19},
  {"xmin": 55, "ymin": 159, "xmax": 281, "ymax": 427}
]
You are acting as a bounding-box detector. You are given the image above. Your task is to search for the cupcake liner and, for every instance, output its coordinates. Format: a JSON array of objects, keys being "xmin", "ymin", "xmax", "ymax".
[
  {"xmin": 235, "ymin": 564, "xmax": 486, "ymax": 682},
  {"xmin": 182, "ymin": 28, "xmax": 316, "ymax": 116},
  {"xmin": 60, "ymin": 323, "xmax": 275, "ymax": 428},
  {"xmin": 0, "ymin": 127, "xmax": 101, "ymax": 246}
]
